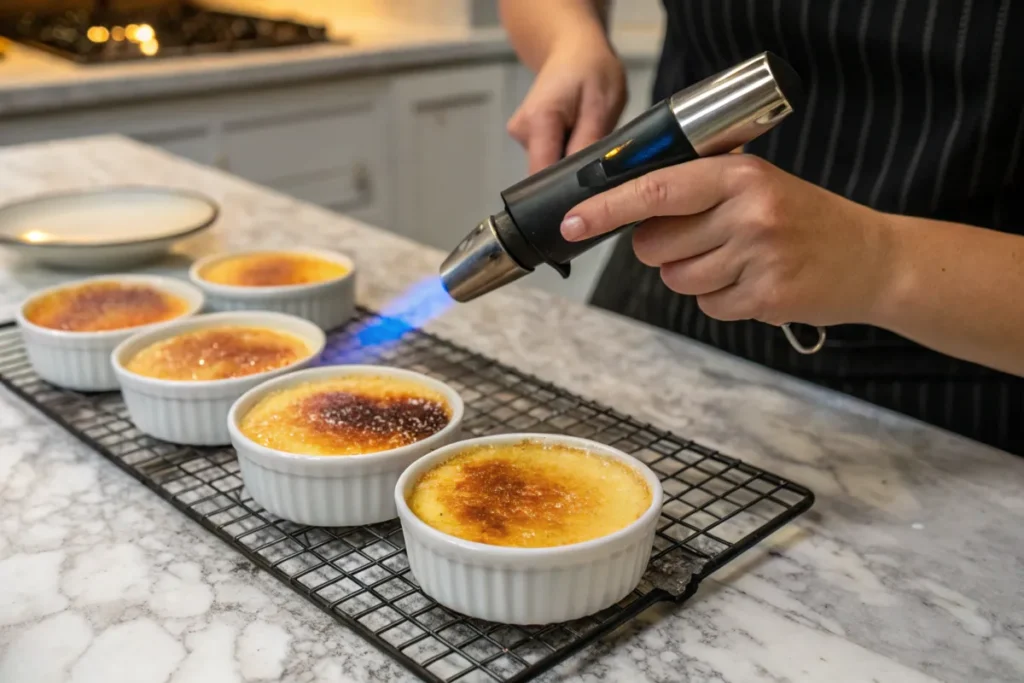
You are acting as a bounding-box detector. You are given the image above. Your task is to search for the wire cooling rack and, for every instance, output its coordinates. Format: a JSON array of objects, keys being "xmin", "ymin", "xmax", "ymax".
[{"xmin": 0, "ymin": 311, "xmax": 813, "ymax": 683}]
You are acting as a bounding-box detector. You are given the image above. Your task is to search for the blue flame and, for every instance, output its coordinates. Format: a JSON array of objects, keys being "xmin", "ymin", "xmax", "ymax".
[{"xmin": 350, "ymin": 275, "xmax": 454, "ymax": 349}]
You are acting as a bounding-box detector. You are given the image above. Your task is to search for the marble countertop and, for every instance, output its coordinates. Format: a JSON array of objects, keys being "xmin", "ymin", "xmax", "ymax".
[
  {"xmin": 2, "ymin": 136, "xmax": 1024, "ymax": 683},
  {"xmin": 0, "ymin": 21, "xmax": 659, "ymax": 118}
]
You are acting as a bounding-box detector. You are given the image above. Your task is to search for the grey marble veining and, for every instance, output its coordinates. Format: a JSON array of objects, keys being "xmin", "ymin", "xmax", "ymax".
[{"xmin": 1, "ymin": 136, "xmax": 1023, "ymax": 682}]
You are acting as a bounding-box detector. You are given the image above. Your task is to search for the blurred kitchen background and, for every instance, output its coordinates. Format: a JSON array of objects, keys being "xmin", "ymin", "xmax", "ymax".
[{"xmin": 0, "ymin": 0, "xmax": 664, "ymax": 301}]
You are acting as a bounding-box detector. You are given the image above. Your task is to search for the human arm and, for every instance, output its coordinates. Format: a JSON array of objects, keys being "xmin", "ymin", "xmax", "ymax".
[
  {"xmin": 558, "ymin": 155, "xmax": 1024, "ymax": 377},
  {"xmin": 499, "ymin": 0, "xmax": 627, "ymax": 172}
]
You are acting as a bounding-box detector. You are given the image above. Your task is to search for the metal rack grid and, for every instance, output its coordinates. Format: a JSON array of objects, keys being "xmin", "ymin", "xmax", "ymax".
[{"xmin": 0, "ymin": 311, "xmax": 813, "ymax": 683}]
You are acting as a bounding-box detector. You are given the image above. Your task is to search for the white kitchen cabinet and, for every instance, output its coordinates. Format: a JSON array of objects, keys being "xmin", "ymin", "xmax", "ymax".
[
  {"xmin": 218, "ymin": 82, "xmax": 390, "ymax": 228},
  {"xmin": 132, "ymin": 127, "xmax": 218, "ymax": 166},
  {"xmin": 389, "ymin": 64, "xmax": 508, "ymax": 249},
  {"xmin": 0, "ymin": 79, "xmax": 391, "ymax": 228},
  {"xmin": 0, "ymin": 103, "xmax": 219, "ymax": 167}
]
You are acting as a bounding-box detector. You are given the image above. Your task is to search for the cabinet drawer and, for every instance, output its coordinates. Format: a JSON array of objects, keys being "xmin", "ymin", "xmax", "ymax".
[
  {"xmin": 271, "ymin": 163, "xmax": 373, "ymax": 213},
  {"xmin": 133, "ymin": 127, "xmax": 214, "ymax": 166},
  {"xmin": 222, "ymin": 102, "xmax": 382, "ymax": 186}
]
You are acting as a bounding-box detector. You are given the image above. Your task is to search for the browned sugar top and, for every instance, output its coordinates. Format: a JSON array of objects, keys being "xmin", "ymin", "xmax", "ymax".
[
  {"xmin": 407, "ymin": 441, "xmax": 652, "ymax": 548},
  {"xmin": 200, "ymin": 253, "xmax": 348, "ymax": 287},
  {"xmin": 26, "ymin": 281, "xmax": 188, "ymax": 332},
  {"xmin": 237, "ymin": 376, "xmax": 453, "ymax": 456},
  {"xmin": 444, "ymin": 457, "xmax": 571, "ymax": 538},
  {"xmin": 124, "ymin": 326, "xmax": 308, "ymax": 381},
  {"xmin": 297, "ymin": 391, "xmax": 450, "ymax": 452}
]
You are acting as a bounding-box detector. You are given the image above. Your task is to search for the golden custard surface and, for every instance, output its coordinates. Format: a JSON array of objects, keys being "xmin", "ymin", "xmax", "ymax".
[
  {"xmin": 125, "ymin": 326, "xmax": 310, "ymax": 381},
  {"xmin": 408, "ymin": 441, "xmax": 651, "ymax": 548},
  {"xmin": 239, "ymin": 375, "xmax": 451, "ymax": 456},
  {"xmin": 201, "ymin": 252, "xmax": 348, "ymax": 287},
  {"xmin": 25, "ymin": 281, "xmax": 190, "ymax": 332}
]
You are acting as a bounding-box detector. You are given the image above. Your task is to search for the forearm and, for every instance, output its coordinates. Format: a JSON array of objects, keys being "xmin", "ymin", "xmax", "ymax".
[
  {"xmin": 498, "ymin": 0, "xmax": 610, "ymax": 72},
  {"xmin": 872, "ymin": 215, "xmax": 1024, "ymax": 376}
]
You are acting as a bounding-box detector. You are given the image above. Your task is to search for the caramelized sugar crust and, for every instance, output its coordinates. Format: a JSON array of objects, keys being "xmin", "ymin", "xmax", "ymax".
[
  {"xmin": 408, "ymin": 441, "xmax": 651, "ymax": 548},
  {"xmin": 239, "ymin": 375, "xmax": 452, "ymax": 456},
  {"xmin": 125, "ymin": 326, "xmax": 310, "ymax": 381},
  {"xmin": 25, "ymin": 281, "xmax": 190, "ymax": 332},
  {"xmin": 200, "ymin": 253, "xmax": 349, "ymax": 287}
]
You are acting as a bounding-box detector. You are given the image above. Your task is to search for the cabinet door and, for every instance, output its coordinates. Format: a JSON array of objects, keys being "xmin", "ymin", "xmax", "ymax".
[
  {"xmin": 390, "ymin": 64, "xmax": 507, "ymax": 249},
  {"xmin": 220, "ymin": 83, "xmax": 390, "ymax": 228}
]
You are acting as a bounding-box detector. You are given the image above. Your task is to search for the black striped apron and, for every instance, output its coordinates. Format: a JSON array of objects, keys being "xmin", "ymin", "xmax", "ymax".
[{"xmin": 590, "ymin": 0, "xmax": 1024, "ymax": 454}]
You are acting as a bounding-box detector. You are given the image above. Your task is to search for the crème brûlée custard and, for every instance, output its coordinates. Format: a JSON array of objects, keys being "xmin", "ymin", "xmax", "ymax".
[
  {"xmin": 125, "ymin": 326, "xmax": 311, "ymax": 381},
  {"xmin": 408, "ymin": 441, "xmax": 651, "ymax": 548},
  {"xmin": 200, "ymin": 252, "xmax": 349, "ymax": 287},
  {"xmin": 239, "ymin": 375, "xmax": 452, "ymax": 456},
  {"xmin": 24, "ymin": 281, "xmax": 190, "ymax": 332}
]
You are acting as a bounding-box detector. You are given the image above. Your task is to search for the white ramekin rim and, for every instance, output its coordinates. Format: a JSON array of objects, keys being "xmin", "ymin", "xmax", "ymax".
[
  {"xmin": 111, "ymin": 310, "xmax": 327, "ymax": 395},
  {"xmin": 228, "ymin": 364, "xmax": 465, "ymax": 470},
  {"xmin": 396, "ymin": 433, "xmax": 664, "ymax": 561},
  {"xmin": 15, "ymin": 274, "xmax": 205, "ymax": 342},
  {"xmin": 188, "ymin": 247, "xmax": 356, "ymax": 299}
]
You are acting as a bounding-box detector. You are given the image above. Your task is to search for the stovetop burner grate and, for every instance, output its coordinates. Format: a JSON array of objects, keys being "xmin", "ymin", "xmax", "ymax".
[{"xmin": 0, "ymin": 2, "xmax": 336, "ymax": 63}]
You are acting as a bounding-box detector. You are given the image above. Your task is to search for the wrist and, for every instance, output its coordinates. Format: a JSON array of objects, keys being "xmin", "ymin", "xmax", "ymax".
[
  {"xmin": 504, "ymin": 3, "xmax": 610, "ymax": 73},
  {"xmin": 550, "ymin": 24, "xmax": 616, "ymax": 64},
  {"xmin": 863, "ymin": 212, "xmax": 917, "ymax": 331}
]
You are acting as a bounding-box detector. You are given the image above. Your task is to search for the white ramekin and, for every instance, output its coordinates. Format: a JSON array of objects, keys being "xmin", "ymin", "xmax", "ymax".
[
  {"xmin": 395, "ymin": 433, "xmax": 664, "ymax": 625},
  {"xmin": 228, "ymin": 365, "xmax": 464, "ymax": 527},
  {"xmin": 112, "ymin": 311, "xmax": 326, "ymax": 446},
  {"xmin": 15, "ymin": 274, "xmax": 205, "ymax": 392},
  {"xmin": 188, "ymin": 248, "xmax": 356, "ymax": 331}
]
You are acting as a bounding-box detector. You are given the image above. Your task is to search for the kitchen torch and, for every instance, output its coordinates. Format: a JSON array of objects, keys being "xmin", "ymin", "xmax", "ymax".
[{"xmin": 438, "ymin": 52, "xmax": 827, "ymax": 355}]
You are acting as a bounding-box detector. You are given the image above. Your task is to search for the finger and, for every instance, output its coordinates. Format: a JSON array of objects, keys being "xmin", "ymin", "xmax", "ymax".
[
  {"xmin": 695, "ymin": 284, "xmax": 757, "ymax": 322},
  {"xmin": 566, "ymin": 107, "xmax": 617, "ymax": 157},
  {"xmin": 632, "ymin": 213, "xmax": 728, "ymax": 267},
  {"xmin": 660, "ymin": 246, "xmax": 744, "ymax": 297},
  {"xmin": 525, "ymin": 112, "xmax": 568, "ymax": 174},
  {"xmin": 560, "ymin": 156, "xmax": 734, "ymax": 242}
]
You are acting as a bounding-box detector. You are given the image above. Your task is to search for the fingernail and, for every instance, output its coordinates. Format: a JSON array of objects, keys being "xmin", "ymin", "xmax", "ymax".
[{"xmin": 561, "ymin": 215, "xmax": 585, "ymax": 241}]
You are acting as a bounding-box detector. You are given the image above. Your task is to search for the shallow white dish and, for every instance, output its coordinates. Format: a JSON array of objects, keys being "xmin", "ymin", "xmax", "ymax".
[
  {"xmin": 188, "ymin": 248, "xmax": 356, "ymax": 331},
  {"xmin": 0, "ymin": 187, "xmax": 218, "ymax": 269},
  {"xmin": 228, "ymin": 365, "xmax": 464, "ymax": 526},
  {"xmin": 16, "ymin": 274, "xmax": 204, "ymax": 392},
  {"xmin": 112, "ymin": 311, "xmax": 326, "ymax": 446},
  {"xmin": 395, "ymin": 433, "xmax": 663, "ymax": 625}
]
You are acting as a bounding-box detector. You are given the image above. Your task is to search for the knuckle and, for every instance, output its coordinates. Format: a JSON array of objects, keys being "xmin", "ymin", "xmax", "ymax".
[
  {"xmin": 692, "ymin": 290, "xmax": 741, "ymax": 319},
  {"xmin": 506, "ymin": 115, "xmax": 527, "ymax": 142},
  {"xmin": 631, "ymin": 226, "xmax": 660, "ymax": 266},
  {"xmin": 743, "ymin": 188, "xmax": 786, "ymax": 238},
  {"xmin": 751, "ymin": 281, "xmax": 786, "ymax": 323},
  {"xmin": 659, "ymin": 263, "xmax": 685, "ymax": 292},
  {"xmin": 594, "ymin": 197, "xmax": 618, "ymax": 226},
  {"xmin": 634, "ymin": 173, "xmax": 671, "ymax": 211},
  {"xmin": 659, "ymin": 261, "xmax": 701, "ymax": 295},
  {"xmin": 723, "ymin": 154, "xmax": 769, "ymax": 192},
  {"xmin": 696, "ymin": 293, "xmax": 732, "ymax": 320}
]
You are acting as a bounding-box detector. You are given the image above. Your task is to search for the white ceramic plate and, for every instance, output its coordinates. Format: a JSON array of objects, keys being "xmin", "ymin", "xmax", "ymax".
[{"xmin": 0, "ymin": 187, "xmax": 219, "ymax": 270}]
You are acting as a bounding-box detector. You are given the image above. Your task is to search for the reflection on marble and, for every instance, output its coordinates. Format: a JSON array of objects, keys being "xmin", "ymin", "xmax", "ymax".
[{"xmin": 1, "ymin": 137, "xmax": 1023, "ymax": 682}]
